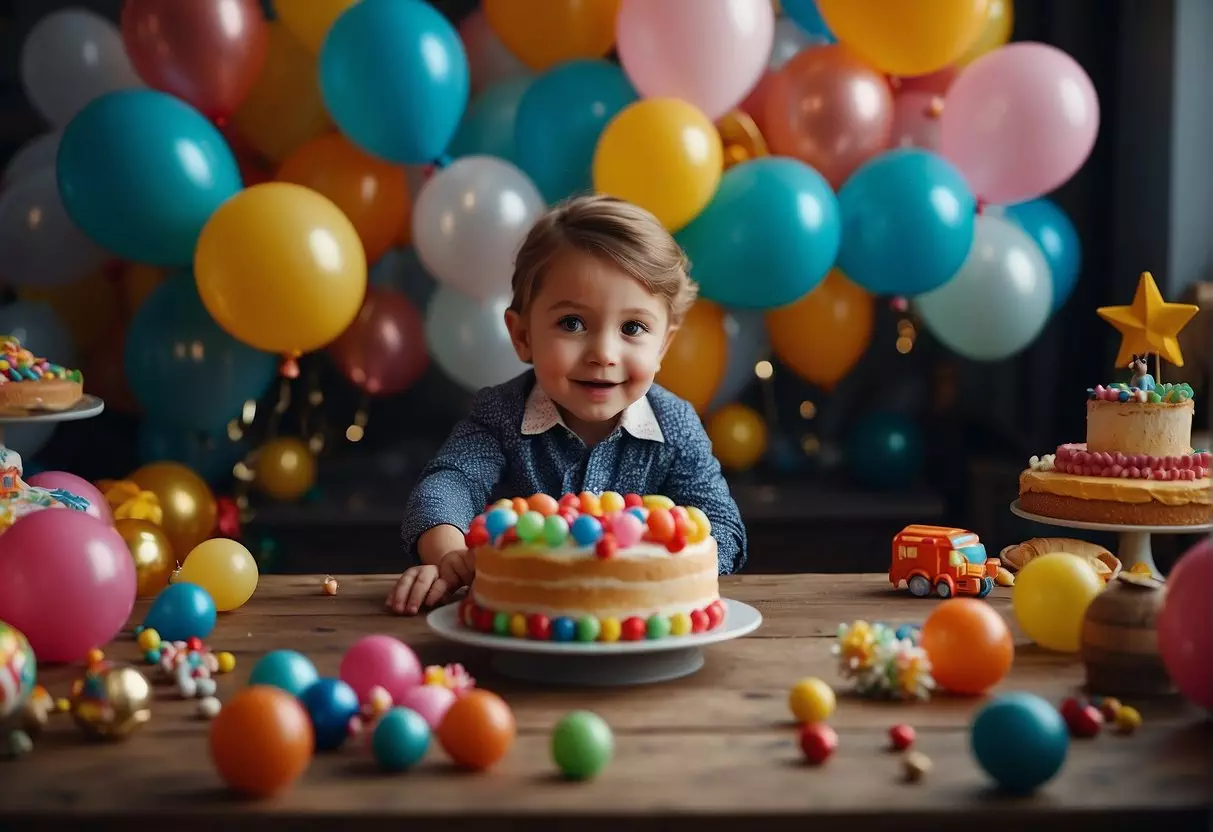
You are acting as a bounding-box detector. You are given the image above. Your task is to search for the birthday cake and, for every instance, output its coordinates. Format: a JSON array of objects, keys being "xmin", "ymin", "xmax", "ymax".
[
  {"xmin": 0, "ymin": 447, "xmax": 91, "ymax": 533},
  {"xmin": 459, "ymin": 492, "xmax": 725, "ymax": 642},
  {"xmin": 0, "ymin": 335, "xmax": 84, "ymax": 414}
]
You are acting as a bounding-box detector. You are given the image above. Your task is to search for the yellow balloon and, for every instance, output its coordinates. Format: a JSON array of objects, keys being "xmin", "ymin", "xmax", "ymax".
[
  {"xmin": 255, "ymin": 437, "xmax": 317, "ymax": 501},
  {"xmin": 593, "ymin": 98, "xmax": 723, "ymax": 232},
  {"xmin": 176, "ymin": 538, "xmax": 259, "ymax": 612},
  {"xmin": 956, "ymin": 0, "xmax": 1013, "ymax": 66},
  {"xmin": 194, "ymin": 182, "xmax": 367, "ymax": 356},
  {"xmin": 1012, "ymin": 552, "xmax": 1104, "ymax": 652},
  {"xmin": 484, "ymin": 0, "xmax": 620, "ymax": 71},
  {"xmin": 706, "ymin": 404, "xmax": 769, "ymax": 472},
  {"xmin": 817, "ymin": 0, "xmax": 990, "ymax": 76},
  {"xmin": 274, "ymin": 0, "xmax": 357, "ymax": 53}
]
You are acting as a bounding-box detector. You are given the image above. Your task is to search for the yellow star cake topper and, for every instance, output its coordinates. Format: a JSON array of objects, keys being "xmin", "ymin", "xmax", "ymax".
[{"xmin": 1096, "ymin": 271, "xmax": 1199, "ymax": 368}]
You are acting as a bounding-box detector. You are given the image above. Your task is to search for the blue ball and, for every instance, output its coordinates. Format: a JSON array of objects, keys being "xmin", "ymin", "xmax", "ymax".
[
  {"xmin": 143, "ymin": 582, "xmax": 217, "ymax": 642},
  {"xmin": 248, "ymin": 650, "xmax": 319, "ymax": 697},
  {"xmin": 971, "ymin": 692, "xmax": 1069, "ymax": 794},
  {"xmin": 372, "ymin": 707, "xmax": 431, "ymax": 772},
  {"xmin": 570, "ymin": 514, "xmax": 603, "ymax": 547},
  {"xmin": 300, "ymin": 678, "xmax": 361, "ymax": 751},
  {"xmin": 484, "ymin": 507, "xmax": 517, "ymax": 538},
  {"xmin": 551, "ymin": 617, "xmax": 576, "ymax": 642}
]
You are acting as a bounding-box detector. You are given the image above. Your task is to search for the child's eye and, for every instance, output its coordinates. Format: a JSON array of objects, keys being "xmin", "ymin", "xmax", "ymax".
[
  {"xmin": 621, "ymin": 320, "xmax": 649, "ymax": 337},
  {"xmin": 557, "ymin": 315, "xmax": 584, "ymax": 333}
]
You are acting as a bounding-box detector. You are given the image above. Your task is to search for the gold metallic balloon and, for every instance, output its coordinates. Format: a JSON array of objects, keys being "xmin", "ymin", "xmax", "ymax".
[
  {"xmin": 716, "ymin": 110, "xmax": 769, "ymax": 171},
  {"xmin": 70, "ymin": 663, "xmax": 152, "ymax": 741},
  {"xmin": 114, "ymin": 518, "xmax": 175, "ymax": 598},
  {"xmin": 129, "ymin": 462, "xmax": 217, "ymax": 558},
  {"xmin": 254, "ymin": 437, "xmax": 317, "ymax": 501}
]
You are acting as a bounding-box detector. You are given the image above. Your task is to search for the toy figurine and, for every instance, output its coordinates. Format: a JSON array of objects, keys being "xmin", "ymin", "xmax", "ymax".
[
  {"xmin": 890, "ymin": 525, "xmax": 1000, "ymax": 598},
  {"xmin": 1128, "ymin": 353, "xmax": 1156, "ymax": 392}
]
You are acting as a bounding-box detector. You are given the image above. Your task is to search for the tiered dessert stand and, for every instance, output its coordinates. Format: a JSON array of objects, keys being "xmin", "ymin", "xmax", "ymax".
[{"xmin": 0, "ymin": 395, "xmax": 105, "ymax": 448}]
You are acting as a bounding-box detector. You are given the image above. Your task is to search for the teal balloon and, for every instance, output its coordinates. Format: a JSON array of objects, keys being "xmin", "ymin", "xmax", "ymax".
[
  {"xmin": 137, "ymin": 421, "xmax": 251, "ymax": 485},
  {"xmin": 448, "ymin": 75, "xmax": 532, "ymax": 166},
  {"xmin": 249, "ymin": 650, "xmax": 319, "ymax": 697},
  {"xmin": 125, "ymin": 273, "xmax": 278, "ymax": 434},
  {"xmin": 971, "ymin": 693, "xmax": 1068, "ymax": 794},
  {"xmin": 319, "ymin": 0, "xmax": 469, "ymax": 164},
  {"xmin": 372, "ymin": 707, "xmax": 431, "ymax": 772},
  {"xmin": 0, "ymin": 299, "xmax": 75, "ymax": 367},
  {"xmin": 1002, "ymin": 198, "xmax": 1080, "ymax": 312},
  {"xmin": 837, "ymin": 148, "xmax": 976, "ymax": 297},
  {"xmin": 845, "ymin": 410, "xmax": 923, "ymax": 490},
  {"xmin": 57, "ymin": 90, "xmax": 242, "ymax": 265},
  {"xmin": 676, "ymin": 157, "xmax": 840, "ymax": 309},
  {"xmin": 780, "ymin": 0, "xmax": 836, "ymax": 41},
  {"xmin": 515, "ymin": 60, "xmax": 637, "ymax": 202}
]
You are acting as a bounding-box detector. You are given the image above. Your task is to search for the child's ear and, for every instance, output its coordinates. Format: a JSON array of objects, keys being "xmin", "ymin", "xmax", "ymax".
[
  {"xmin": 505, "ymin": 308, "xmax": 532, "ymax": 363},
  {"xmin": 658, "ymin": 324, "xmax": 680, "ymax": 362}
]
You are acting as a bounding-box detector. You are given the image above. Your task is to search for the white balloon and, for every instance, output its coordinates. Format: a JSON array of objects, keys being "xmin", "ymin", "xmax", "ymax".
[
  {"xmin": 20, "ymin": 8, "xmax": 143, "ymax": 127},
  {"xmin": 413, "ymin": 155, "xmax": 545, "ymax": 301},
  {"xmin": 0, "ymin": 167, "xmax": 109, "ymax": 288},
  {"xmin": 425, "ymin": 286, "xmax": 528, "ymax": 392},
  {"xmin": 459, "ymin": 8, "xmax": 529, "ymax": 95},
  {"xmin": 915, "ymin": 215, "xmax": 1054, "ymax": 362},
  {"xmin": 2, "ymin": 131, "xmax": 61, "ymax": 189}
]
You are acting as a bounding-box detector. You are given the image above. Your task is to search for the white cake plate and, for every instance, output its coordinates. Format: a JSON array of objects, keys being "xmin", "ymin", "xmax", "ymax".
[
  {"xmin": 427, "ymin": 598, "xmax": 762, "ymax": 687},
  {"xmin": 0, "ymin": 395, "xmax": 105, "ymax": 444},
  {"xmin": 1009, "ymin": 499, "xmax": 1213, "ymax": 578}
]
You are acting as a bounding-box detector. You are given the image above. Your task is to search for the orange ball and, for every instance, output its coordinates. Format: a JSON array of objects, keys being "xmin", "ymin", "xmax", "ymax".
[
  {"xmin": 209, "ymin": 686, "xmax": 314, "ymax": 797},
  {"xmin": 437, "ymin": 689, "xmax": 516, "ymax": 771},
  {"xmin": 646, "ymin": 508, "xmax": 675, "ymax": 542},
  {"xmin": 921, "ymin": 599, "xmax": 1013, "ymax": 695},
  {"xmin": 511, "ymin": 497, "xmax": 530, "ymax": 517},
  {"xmin": 527, "ymin": 493, "xmax": 559, "ymax": 516}
]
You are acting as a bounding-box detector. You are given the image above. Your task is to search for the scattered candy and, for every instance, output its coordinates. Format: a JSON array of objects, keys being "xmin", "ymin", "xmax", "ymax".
[
  {"xmin": 372, "ymin": 707, "xmax": 431, "ymax": 772},
  {"xmin": 136, "ymin": 628, "xmax": 161, "ymax": 652},
  {"xmin": 788, "ymin": 677, "xmax": 836, "ymax": 724},
  {"xmin": 833, "ymin": 620, "xmax": 935, "ymax": 701},
  {"xmin": 971, "ymin": 692, "xmax": 1068, "ymax": 794},
  {"xmin": 322, "ymin": 576, "xmax": 339, "ymax": 596},
  {"xmin": 197, "ymin": 696, "xmax": 222, "ymax": 719},
  {"xmin": 889, "ymin": 723, "xmax": 915, "ymax": 751},
  {"xmin": 1114, "ymin": 705, "xmax": 1142, "ymax": 734},
  {"xmin": 798, "ymin": 723, "xmax": 838, "ymax": 765},
  {"xmin": 1059, "ymin": 696, "xmax": 1104, "ymax": 738},
  {"xmin": 1096, "ymin": 696, "xmax": 1123, "ymax": 722},
  {"xmin": 551, "ymin": 710, "xmax": 614, "ymax": 780},
  {"xmin": 902, "ymin": 750, "xmax": 932, "ymax": 782},
  {"xmin": 216, "ymin": 651, "xmax": 236, "ymax": 674}
]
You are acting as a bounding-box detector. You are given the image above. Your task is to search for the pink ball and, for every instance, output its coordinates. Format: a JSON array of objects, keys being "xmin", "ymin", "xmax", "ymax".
[
  {"xmin": 0, "ymin": 509, "xmax": 135, "ymax": 663},
  {"xmin": 396, "ymin": 684, "xmax": 457, "ymax": 729},
  {"xmin": 612, "ymin": 512, "xmax": 644, "ymax": 548},
  {"xmin": 25, "ymin": 471, "xmax": 112, "ymax": 524},
  {"xmin": 339, "ymin": 634, "xmax": 422, "ymax": 704},
  {"xmin": 1158, "ymin": 539, "xmax": 1213, "ymax": 710}
]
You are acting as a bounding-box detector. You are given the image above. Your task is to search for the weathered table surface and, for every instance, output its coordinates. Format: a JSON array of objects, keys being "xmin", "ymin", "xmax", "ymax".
[{"xmin": 7, "ymin": 574, "xmax": 1211, "ymax": 831}]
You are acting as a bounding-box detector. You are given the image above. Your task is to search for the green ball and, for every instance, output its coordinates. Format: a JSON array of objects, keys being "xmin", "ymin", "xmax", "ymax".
[
  {"xmin": 543, "ymin": 514, "xmax": 569, "ymax": 546},
  {"xmin": 574, "ymin": 616, "xmax": 600, "ymax": 642},
  {"xmin": 551, "ymin": 710, "xmax": 614, "ymax": 780},
  {"xmin": 516, "ymin": 511, "xmax": 546, "ymax": 542},
  {"xmin": 646, "ymin": 614, "xmax": 670, "ymax": 639},
  {"xmin": 492, "ymin": 612, "xmax": 510, "ymax": 635}
]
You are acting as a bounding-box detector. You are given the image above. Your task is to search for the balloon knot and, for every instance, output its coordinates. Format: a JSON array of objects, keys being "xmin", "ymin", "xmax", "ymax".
[
  {"xmin": 926, "ymin": 96, "xmax": 945, "ymax": 119},
  {"xmin": 213, "ymin": 115, "xmax": 228, "ymax": 129},
  {"xmin": 975, "ymin": 198, "xmax": 987, "ymax": 216},
  {"xmin": 890, "ymin": 296, "xmax": 909, "ymax": 313},
  {"xmin": 280, "ymin": 355, "xmax": 301, "ymax": 379}
]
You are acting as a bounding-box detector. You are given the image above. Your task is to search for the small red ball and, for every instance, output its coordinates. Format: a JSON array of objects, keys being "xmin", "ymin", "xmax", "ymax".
[
  {"xmin": 667, "ymin": 533, "xmax": 686, "ymax": 553},
  {"xmin": 558, "ymin": 509, "xmax": 579, "ymax": 528},
  {"xmin": 471, "ymin": 513, "xmax": 487, "ymax": 527},
  {"xmin": 465, "ymin": 525, "xmax": 490, "ymax": 548},
  {"xmin": 558, "ymin": 493, "xmax": 581, "ymax": 511},
  {"xmin": 624, "ymin": 493, "xmax": 643, "ymax": 508},
  {"xmin": 500, "ymin": 527, "xmax": 520, "ymax": 545},
  {"xmin": 187, "ymin": 637, "xmax": 204, "ymax": 652},
  {"xmin": 706, "ymin": 601, "xmax": 725, "ymax": 629},
  {"xmin": 1068, "ymin": 705, "xmax": 1105, "ymax": 738},
  {"xmin": 621, "ymin": 617, "xmax": 646, "ymax": 641},
  {"xmin": 595, "ymin": 534, "xmax": 617, "ymax": 559},
  {"xmin": 460, "ymin": 600, "xmax": 476, "ymax": 627},
  {"xmin": 690, "ymin": 609, "xmax": 709, "ymax": 633},
  {"xmin": 889, "ymin": 723, "xmax": 915, "ymax": 751},
  {"xmin": 1059, "ymin": 696, "xmax": 1084, "ymax": 724},
  {"xmin": 473, "ymin": 607, "xmax": 495, "ymax": 632},
  {"xmin": 527, "ymin": 614, "xmax": 551, "ymax": 640},
  {"xmin": 799, "ymin": 723, "xmax": 838, "ymax": 765}
]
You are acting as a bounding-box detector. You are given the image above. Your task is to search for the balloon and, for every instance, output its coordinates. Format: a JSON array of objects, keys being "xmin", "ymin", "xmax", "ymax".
[
  {"xmin": 616, "ymin": 0, "xmax": 775, "ymax": 121},
  {"xmin": 940, "ymin": 43, "xmax": 1099, "ymax": 205},
  {"xmin": 654, "ymin": 301, "xmax": 728, "ymax": 414},
  {"xmin": 705, "ymin": 404, "xmax": 769, "ymax": 471},
  {"xmin": 837, "ymin": 148, "xmax": 976, "ymax": 296},
  {"xmin": 593, "ymin": 99, "xmax": 723, "ymax": 233},
  {"xmin": 891, "ymin": 91, "xmax": 943, "ymax": 151},
  {"xmin": 137, "ymin": 421, "xmax": 251, "ymax": 486},
  {"xmin": 768, "ymin": 17, "xmax": 821, "ymax": 70},
  {"xmin": 763, "ymin": 45, "xmax": 894, "ymax": 189},
  {"xmin": 426, "ymin": 287, "xmax": 528, "ymax": 392},
  {"xmin": 766, "ymin": 270, "xmax": 873, "ymax": 390},
  {"xmin": 176, "ymin": 538, "xmax": 259, "ymax": 612},
  {"xmin": 125, "ymin": 273, "xmax": 279, "ymax": 433},
  {"xmin": 129, "ymin": 461, "xmax": 217, "ymax": 558},
  {"xmin": 145, "ymin": 582, "xmax": 217, "ymax": 642},
  {"xmin": 0, "ymin": 510, "xmax": 136, "ymax": 663},
  {"xmin": 397, "ymin": 685, "xmax": 457, "ymax": 730},
  {"xmin": 120, "ymin": 262, "xmax": 165, "ymax": 317},
  {"xmin": 2, "ymin": 131, "xmax": 60, "ymax": 188},
  {"xmin": 845, "ymin": 411, "xmax": 923, "ymax": 489},
  {"xmin": 1157, "ymin": 539, "xmax": 1213, "ymax": 710},
  {"xmin": 57, "ymin": 89, "xmax": 243, "ymax": 266},
  {"xmin": 370, "ymin": 247, "xmax": 436, "ymax": 309},
  {"xmin": 18, "ymin": 265, "xmax": 121, "ymax": 350},
  {"xmin": 780, "ymin": 0, "xmax": 836, "ymax": 42},
  {"xmin": 483, "ymin": 0, "xmax": 619, "ymax": 72},
  {"xmin": 436, "ymin": 689, "xmax": 516, "ymax": 771},
  {"xmin": 231, "ymin": 23, "xmax": 332, "ymax": 163},
  {"xmin": 1012, "ymin": 552, "xmax": 1103, "ymax": 653},
  {"xmin": 19, "ymin": 8, "xmax": 142, "ymax": 127},
  {"xmin": 0, "ymin": 169, "xmax": 109, "ymax": 289},
  {"xmin": 318, "ymin": 0, "xmax": 469, "ymax": 165},
  {"xmin": 448, "ymin": 75, "xmax": 532, "ymax": 167},
  {"xmin": 276, "ymin": 133, "xmax": 410, "ymax": 266},
  {"xmin": 120, "ymin": 0, "xmax": 268, "ymax": 119},
  {"xmin": 25, "ymin": 471, "xmax": 110, "ymax": 524},
  {"xmin": 897, "ymin": 67, "xmax": 959, "ymax": 96},
  {"xmin": 194, "ymin": 182, "xmax": 368, "ymax": 356},
  {"xmin": 816, "ymin": 0, "xmax": 989, "ymax": 76},
  {"xmin": 113, "ymin": 518, "xmax": 175, "ymax": 598},
  {"xmin": 999, "ymin": 199, "xmax": 1081, "ymax": 312},
  {"xmin": 921, "ymin": 599, "xmax": 1012, "ymax": 695},
  {"xmin": 209, "ymin": 686, "xmax": 314, "ymax": 798},
  {"xmin": 956, "ymin": 0, "xmax": 1013, "ymax": 66},
  {"xmin": 0, "ymin": 300, "xmax": 76, "ymax": 368},
  {"xmin": 413, "ymin": 156, "xmax": 544, "ymax": 300},
  {"xmin": 300, "ymin": 677, "xmax": 361, "ymax": 751},
  {"xmin": 372, "ymin": 707, "xmax": 431, "ymax": 772},
  {"xmin": 339, "ymin": 634, "xmax": 423, "ymax": 704},
  {"xmin": 676, "ymin": 157, "xmax": 840, "ymax": 309},
  {"xmin": 249, "ymin": 650, "xmax": 320, "ymax": 697},
  {"xmin": 328, "ymin": 287, "xmax": 428, "ymax": 396},
  {"xmin": 915, "ymin": 215, "xmax": 1052, "ymax": 361},
  {"xmin": 708, "ymin": 310, "xmax": 770, "ymax": 411},
  {"xmin": 459, "ymin": 8, "xmax": 529, "ymax": 94},
  {"xmin": 275, "ymin": 0, "xmax": 357, "ymax": 53},
  {"xmin": 254, "ymin": 437, "xmax": 317, "ymax": 502},
  {"xmin": 515, "ymin": 61, "xmax": 637, "ymax": 203}
]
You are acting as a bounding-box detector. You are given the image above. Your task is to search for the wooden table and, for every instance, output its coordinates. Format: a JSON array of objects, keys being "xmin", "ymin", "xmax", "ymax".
[{"xmin": 7, "ymin": 575, "xmax": 1211, "ymax": 831}]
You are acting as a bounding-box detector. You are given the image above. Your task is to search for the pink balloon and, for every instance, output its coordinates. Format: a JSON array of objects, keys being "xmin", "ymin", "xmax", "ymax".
[
  {"xmin": 396, "ymin": 683, "xmax": 456, "ymax": 729},
  {"xmin": 26, "ymin": 470, "xmax": 112, "ymax": 523},
  {"xmin": 0, "ymin": 509, "xmax": 135, "ymax": 663},
  {"xmin": 1157, "ymin": 539, "xmax": 1212, "ymax": 711},
  {"xmin": 896, "ymin": 67, "xmax": 957, "ymax": 96},
  {"xmin": 940, "ymin": 42, "xmax": 1099, "ymax": 204},
  {"xmin": 339, "ymin": 634, "xmax": 422, "ymax": 704},
  {"xmin": 616, "ymin": 0, "xmax": 774, "ymax": 120},
  {"xmin": 891, "ymin": 91, "xmax": 943, "ymax": 152}
]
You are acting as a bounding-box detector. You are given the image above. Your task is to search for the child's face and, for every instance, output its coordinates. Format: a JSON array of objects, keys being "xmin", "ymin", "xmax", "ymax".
[{"xmin": 505, "ymin": 248, "xmax": 676, "ymax": 434}]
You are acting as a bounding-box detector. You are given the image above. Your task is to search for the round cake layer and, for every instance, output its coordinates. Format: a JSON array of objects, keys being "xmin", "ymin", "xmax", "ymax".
[
  {"xmin": 1086, "ymin": 398, "xmax": 1193, "ymax": 458},
  {"xmin": 1019, "ymin": 469, "xmax": 1212, "ymax": 506},
  {"xmin": 1019, "ymin": 490, "xmax": 1213, "ymax": 526},
  {"xmin": 0, "ymin": 378, "xmax": 82, "ymax": 414}
]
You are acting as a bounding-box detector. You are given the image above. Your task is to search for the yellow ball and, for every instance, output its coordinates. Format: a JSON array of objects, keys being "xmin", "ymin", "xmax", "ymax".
[
  {"xmin": 509, "ymin": 613, "xmax": 528, "ymax": 639},
  {"xmin": 669, "ymin": 612, "xmax": 692, "ymax": 636},
  {"xmin": 1012, "ymin": 552, "xmax": 1104, "ymax": 652},
  {"xmin": 643, "ymin": 495, "xmax": 674, "ymax": 510},
  {"xmin": 600, "ymin": 491, "xmax": 625, "ymax": 514},
  {"xmin": 175, "ymin": 538, "xmax": 260, "ymax": 612},
  {"xmin": 599, "ymin": 617, "xmax": 622, "ymax": 643},
  {"xmin": 136, "ymin": 628, "xmax": 161, "ymax": 652},
  {"xmin": 788, "ymin": 677, "xmax": 836, "ymax": 724},
  {"xmin": 216, "ymin": 652, "xmax": 236, "ymax": 674},
  {"xmin": 686, "ymin": 506, "xmax": 711, "ymax": 542}
]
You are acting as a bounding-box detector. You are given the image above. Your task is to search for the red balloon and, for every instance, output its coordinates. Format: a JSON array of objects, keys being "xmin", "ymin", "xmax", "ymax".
[
  {"xmin": 121, "ymin": 0, "xmax": 269, "ymax": 120},
  {"xmin": 327, "ymin": 288, "xmax": 427, "ymax": 396},
  {"xmin": 896, "ymin": 66, "xmax": 958, "ymax": 96}
]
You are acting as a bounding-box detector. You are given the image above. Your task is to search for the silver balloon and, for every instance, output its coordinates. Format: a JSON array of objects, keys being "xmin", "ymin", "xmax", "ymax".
[
  {"xmin": 915, "ymin": 215, "xmax": 1053, "ymax": 361},
  {"xmin": 769, "ymin": 17, "xmax": 815, "ymax": 70},
  {"xmin": 2, "ymin": 131, "xmax": 61, "ymax": 189},
  {"xmin": 20, "ymin": 8, "xmax": 143, "ymax": 127},
  {"xmin": 708, "ymin": 308, "xmax": 770, "ymax": 410},
  {"xmin": 425, "ymin": 286, "xmax": 528, "ymax": 392},
  {"xmin": 413, "ymin": 156, "xmax": 545, "ymax": 302},
  {"xmin": 0, "ymin": 168, "xmax": 109, "ymax": 289}
]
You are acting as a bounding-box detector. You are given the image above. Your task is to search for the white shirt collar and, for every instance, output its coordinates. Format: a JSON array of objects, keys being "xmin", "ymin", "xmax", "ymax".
[{"xmin": 521, "ymin": 383, "xmax": 665, "ymax": 443}]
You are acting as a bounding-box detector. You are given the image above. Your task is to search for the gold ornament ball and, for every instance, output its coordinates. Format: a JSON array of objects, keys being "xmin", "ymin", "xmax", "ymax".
[
  {"xmin": 114, "ymin": 519, "xmax": 176, "ymax": 598},
  {"xmin": 254, "ymin": 437, "xmax": 317, "ymax": 501},
  {"xmin": 129, "ymin": 462, "xmax": 217, "ymax": 558},
  {"xmin": 70, "ymin": 664, "xmax": 152, "ymax": 741}
]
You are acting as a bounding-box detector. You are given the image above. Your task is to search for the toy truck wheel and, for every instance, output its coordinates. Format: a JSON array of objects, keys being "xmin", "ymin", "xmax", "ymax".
[
  {"xmin": 908, "ymin": 575, "xmax": 931, "ymax": 597},
  {"xmin": 934, "ymin": 579, "xmax": 953, "ymax": 598},
  {"xmin": 978, "ymin": 576, "xmax": 994, "ymax": 598}
]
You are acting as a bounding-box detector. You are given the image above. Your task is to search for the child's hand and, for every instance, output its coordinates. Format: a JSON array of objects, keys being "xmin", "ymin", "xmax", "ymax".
[
  {"xmin": 438, "ymin": 548, "xmax": 475, "ymax": 589},
  {"xmin": 385, "ymin": 565, "xmax": 450, "ymax": 615}
]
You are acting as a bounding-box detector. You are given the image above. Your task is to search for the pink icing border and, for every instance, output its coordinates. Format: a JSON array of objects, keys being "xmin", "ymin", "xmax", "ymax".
[{"xmin": 1054, "ymin": 444, "xmax": 1211, "ymax": 480}]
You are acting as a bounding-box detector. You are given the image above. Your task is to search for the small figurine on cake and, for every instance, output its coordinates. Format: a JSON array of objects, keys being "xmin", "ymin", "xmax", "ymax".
[
  {"xmin": 0, "ymin": 335, "xmax": 84, "ymax": 415},
  {"xmin": 1127, "ymin": 353, "xmax": 1155, "ymax": 392},
  {"xmin": 0, "ymin": 446, "xmax": 91, "ymax": 533}
]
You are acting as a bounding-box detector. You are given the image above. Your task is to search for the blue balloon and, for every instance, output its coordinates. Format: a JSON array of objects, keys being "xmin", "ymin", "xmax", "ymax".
[
  {"xmin": 780, "ymin": 0, "xmax": 836, "ymax": 42},
  {"xmin": 57, "ymin": 90, "xmax": 242, "ymax": 266},
  {"xmin": 1002, "ymin": 198, "xmax": 1081, "ymax": 312},
  {"xmin": 125, "ymin": 273, "xmax": 278, "ymax": 434},
  {"xmin": 372, "ymin": 707, "xmax": 431, "ymax": 772},
  {"xmin": 300, "ymin": 678, "xmax": 361, "ymax": 751},
  {"xmin": 971, "ymin": 692, "xmax": 1069, "ymax": 794},
  {"xmin": 448, "ymin": 75, "xmax": 532, "ymax": 167},
  {"xmin": 319, "ymin": 0, "xmax": 469, "ymax": 164},
  {"xmin": 838, "ymin": 148, "xmax": 976, "ymax": 297},
  {"xmin": 845, "ymin": 410, "xmax": 923, "ymax": 490},
  {"xmin": 515, "ymin": 60, "xmax": 637, "ymax": 203},
  {"xmin": 248, "ymin": 650, "xmax": 319, "ymax": 697},
  {"xmin": 137, "ymin": 420, "xmax": 252, "ymax": 485},
  {"xmin": 144, "ymin": 583, "xmax": 217, "ymax": 642},
  {"xmin": 677, "ymin": 157, "xmax": 840, "ymax": 309}
]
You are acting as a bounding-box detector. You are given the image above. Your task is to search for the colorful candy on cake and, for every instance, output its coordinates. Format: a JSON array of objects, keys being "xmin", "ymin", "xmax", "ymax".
[
  {"xmin": 458, "ymin": 491, "xmax": 725, "ymax": 642},
  {"xmin": 0, "ymin": 335, "xmax": 84, "ymax": 414},
  {"xmin": 0, "ymin": 447, "xmax": 91, "ymax": 533},
  {"xmin": 1018, "ymin": 272, "xmax": 1212, "ymax": 526}
]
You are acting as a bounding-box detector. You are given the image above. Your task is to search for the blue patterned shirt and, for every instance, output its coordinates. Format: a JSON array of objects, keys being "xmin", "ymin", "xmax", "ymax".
[{"xmin": 400, "ymin": 371, "xmax": 747, "ymax": 574}]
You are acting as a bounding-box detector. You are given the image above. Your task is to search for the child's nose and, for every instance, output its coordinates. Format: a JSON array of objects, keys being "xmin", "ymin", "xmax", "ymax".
[{"xmin": 586, "ymin": 335, "xmax": 620, "ymax": 365}]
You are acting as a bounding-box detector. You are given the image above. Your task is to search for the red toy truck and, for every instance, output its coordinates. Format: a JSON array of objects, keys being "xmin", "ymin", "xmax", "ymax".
[{"xmin": 890, "ymin": 524, "xmax": 999, "ymax": 598}]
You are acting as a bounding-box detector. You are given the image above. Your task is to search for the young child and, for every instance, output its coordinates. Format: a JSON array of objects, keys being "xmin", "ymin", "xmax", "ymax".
[{"xmin": 387, "ymin": 194, "xmax": 747, "ymax": 615}]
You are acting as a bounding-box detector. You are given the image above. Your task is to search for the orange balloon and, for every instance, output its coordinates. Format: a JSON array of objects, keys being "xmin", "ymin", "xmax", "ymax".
[
  {"xmin": 921, "ymin": 598, "xmax": 1013, "ymax": 695},
  {"xmin": 706, "ymin": 404, "xmax": 769, "ymax": 471},
  {"xmin": 436, "ymin": 689, "xmax": 515, "ymax": 771},
  {"xmin": 655, "ymin": 301, "xmax": 727, "ymax": 413},
  {"xmin": 483, "ymin": 0, "xmax": 620, "ymax": 71},
  {"xmin": 277, "ymin": 133, "xmax": 410, "ymax": 265},
  {"xmin": 765, "ymin": 270, "xmax": 873, "ymax": 391},
  {"xmin": 210, "ymin": 686, "xmax": 314, "ymax": 797}
]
